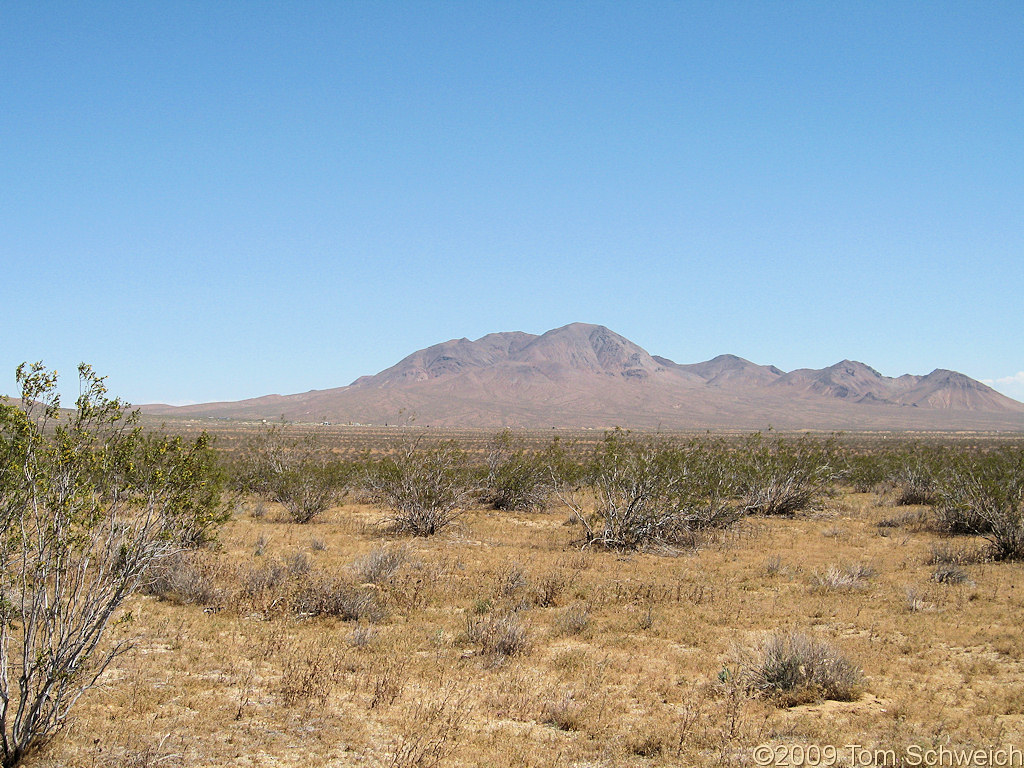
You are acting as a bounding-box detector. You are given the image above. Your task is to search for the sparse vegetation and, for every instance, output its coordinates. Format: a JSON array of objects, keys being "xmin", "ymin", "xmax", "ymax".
[{"xmin": 2, "ymin": 407, "xmax": 1023, "ymax": 767}]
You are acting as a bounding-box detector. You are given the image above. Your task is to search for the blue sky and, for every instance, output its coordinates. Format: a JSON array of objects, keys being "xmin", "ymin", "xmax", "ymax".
[{"xmin": 2, "ymin": 1, "xmax": 1022, "ymax": 405}]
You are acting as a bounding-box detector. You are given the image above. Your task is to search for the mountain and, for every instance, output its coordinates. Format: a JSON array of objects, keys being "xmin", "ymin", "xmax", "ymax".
[{"xmin": 141, "ymin": 323, "xmax": 1024, "ymax": 430}]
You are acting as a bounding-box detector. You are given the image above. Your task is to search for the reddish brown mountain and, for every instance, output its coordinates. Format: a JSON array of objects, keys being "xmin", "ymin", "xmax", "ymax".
[{"xmin": 141, "ymin": 323, "xmax": 1024, "ymax": 430}]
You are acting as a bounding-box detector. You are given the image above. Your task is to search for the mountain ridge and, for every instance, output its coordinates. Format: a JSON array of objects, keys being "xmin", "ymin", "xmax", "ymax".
[{"xmin": 141, "ymin": 323, "xmax": 1024, "ymax": 430}]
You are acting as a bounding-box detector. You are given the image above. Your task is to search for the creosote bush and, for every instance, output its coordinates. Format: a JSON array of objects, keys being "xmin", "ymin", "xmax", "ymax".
[
  {"xmin": 0, "ymin": 363, "xmax": 225, "ymax": 767},
  {"xmin": 738, "ymin": 630, "xmax": 862, "ymax": 706},
  {"xmin": 236, "ymin": 423, "xmax": 348, "ymax": 523},
  {"xmin": 736, "ymin": 432, "xmax": 840, "ymax": 516},
  {"xmin": 481, "ymin": 429, "xmax": 553, "ymax": 512},
  {"xmin": 935, "ymin": 447, "xmax": 1024, "ymax": 560},
  {"xmin": 366, "ymin": 439, "xmax": 474, "ymax": 536},
  {"xmin": 556, "ymin": 430, "xmax": 739, "ymax": 551}
]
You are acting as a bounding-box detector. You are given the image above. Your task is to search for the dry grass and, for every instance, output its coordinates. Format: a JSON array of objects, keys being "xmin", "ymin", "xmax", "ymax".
[{"xmin": 22, "ymin": 487, "xmax": 1024, "ymax": 768}]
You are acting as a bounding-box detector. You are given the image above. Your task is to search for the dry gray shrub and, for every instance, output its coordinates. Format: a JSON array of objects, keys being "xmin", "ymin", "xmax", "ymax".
[
  {"xmin": 351, "ymin": 544, "xmax": 408, "ymax": 585},
  {"xmin": 463, "ymin": 611, "xmax": 531, "ymax": 661},
  {"xmin": 811, "ymin": 563, "xmax": 875, "ymax": 592},
  {"xmin": 555, "ymin": 602, "xmax": 592, "ymax": 636},
  {"xmin": 738, "ymin": 631, "xmax": 862, "ymax": 706}
]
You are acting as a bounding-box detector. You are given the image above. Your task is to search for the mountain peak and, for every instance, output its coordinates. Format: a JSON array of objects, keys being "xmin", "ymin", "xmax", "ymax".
[{"xmin": 142, "ymin": 323, "xmax": 1024, "ymax": 429}]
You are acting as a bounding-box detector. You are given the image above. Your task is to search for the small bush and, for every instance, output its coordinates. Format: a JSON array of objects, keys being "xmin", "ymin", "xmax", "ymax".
[
  {"xmin": 926, "ymin": 542, "xmax": 981, "ymax": 566},
  {"xmin": 811, "ymin": 563, "xmax": 874, "ymax": 592},
  {"xmin": 497, "ymin": 564, "xmax": 528, "ymax": 600},
  {"xmin": 555, "ymin": 602, "xmax": 592, "ymax": 636},
  {"xmin": 464, "ymin": 611, "xmax": 531, "ymax": 661},
  {"xmin": 893, "ymin": 467, "xmax": 938, "ymax": 506},
  {"xmin": 539, "ymin": 690, "xmax": 583, "ymax": 731},
  {"xmin": 235, "ymin": 423, "xmax": 348, "ymax": 523},
  {"xmin": 366, "ymin": 439, "xmax": 474, "ymax": 536},
  {"xmin": 351, "ymin": 544, "xmax": 408, "ymax": 585},
  {"xmin": 278, "ymin": 640, "xmax": 345, "ymax": 708},
  {"xmin": 737, "ymin": 433, "xmax": 841, "ymax": 516},
  {"xmin": 932, "ymin": 565, "xmax": 969, "ymax": 584},
  {"xmin": 143, "ymin": 552, "xmax": 221, "ymax": 606},
  {"xmin": 530, "ymin": 571, "xmax": 571, "ymax": 608},
  {"xmin": 740, "ymin": 631, "xmax": 862, "ymax": 706},
  {"xmin": 292, "ymin": 576, "xmax": 386, "ymax": 623}
]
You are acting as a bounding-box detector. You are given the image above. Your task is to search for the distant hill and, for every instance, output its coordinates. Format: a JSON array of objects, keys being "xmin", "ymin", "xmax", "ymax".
[{"xmin": 141, "ymin": 323, "xmax": 1024, "ymax": 430}]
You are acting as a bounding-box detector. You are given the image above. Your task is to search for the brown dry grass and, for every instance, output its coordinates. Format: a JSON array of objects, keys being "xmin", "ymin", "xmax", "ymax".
[{"xmin": 24, "ymin": 489, "xmax": 1024, "ymax": 767}]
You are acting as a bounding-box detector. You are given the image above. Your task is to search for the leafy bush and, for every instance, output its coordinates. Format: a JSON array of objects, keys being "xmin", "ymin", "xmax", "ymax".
[
  {"xmin": 886, "ymin": 445, "xmax": 946, "ymax": 506},
  {"xmin": 844, "ymin": 450, "xmax": 897, "ymax": 493},
  {"xmin": 935, "ymin": 446, "xmax": 1024, "ymax": 560},
  {"xmin": 556, "ymin": 430, "xmax": 739, "ymax": 551},
  {"xmin": 739, "ymin": 631, "xmax": 862, "ymax": 706},
  {"xmin": 236, "ymin": 423, "xmax": 348, "ymax": 523},
  {"xmin": 366, "ymin": 439, "xmax": 474, "ymax": 536},
  {"xmin": 481, "ymin": 430, "xmax": 553, "ymax": 512},
  {"xmin": 736, "ymin": 433, "xmax": 840, "ymax": 516},
  {"xmin": 0, "ymin": 363, "xmax": 225, "ymax": 766}
]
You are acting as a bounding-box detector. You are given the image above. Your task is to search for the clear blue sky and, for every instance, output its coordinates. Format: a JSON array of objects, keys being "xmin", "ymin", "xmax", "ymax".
[{"xmin": 3, "ymin": 1, "xmax": 1022, "ymax": 405}]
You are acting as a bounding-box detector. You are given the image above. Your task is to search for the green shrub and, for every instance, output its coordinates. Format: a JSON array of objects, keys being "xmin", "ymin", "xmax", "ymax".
[
  {"xmin": 236, "ymin": 423, "xmax": 348, "ymax": 523},
  {"xmin": 482, "ymin": 430, "xmax": 552, "ymax": 512},
  {"xmin": 0, "ymin": 363, "xmax": 226, "ymax": 765},
  {"xmin": 736, "ymin": 433, "xmax": 840, "ymax": 516},
  {"xmin": 366, "ymin": 439, "xmax": 474, "ymax": 536},
  {"xmin": 935, "ymin": 447, "xmax": 1024, "ymax": 560},
  {"xmin": 556, "ymin": 430, "xmax": 739, "ymax": 551}
]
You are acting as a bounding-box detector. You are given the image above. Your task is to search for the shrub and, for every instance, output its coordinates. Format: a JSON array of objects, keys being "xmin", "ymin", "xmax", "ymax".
[
  {"xmin": 844, "ymin": 450, "xmax": 896, "ymax": 493},
  {"xmin": 737, "ymin": 433, "xmax": 841, "ymax": 516},
  {"xmin": 482, "ymin": 430, "xmax": 552, "ymax": 512},
  {"xmin": 143, "ymin": 551, "xmax": 221, "ymax": 606},
  {"xmin": 739, "ymin": 631, "xmax": 862, "ymax": 706},
  {"xmin": 935, "ymin": 447, "xmax": 1024, "ymax": 560},
  {"xmin": 463, "ymin": 611, "xmax": 531, "ymax": 661},
  {"xmin": 555, "ymin": 602, "xmax": 592, "ymax": 636},
  {"xmin": 925, "ymin": 542, "xmax": 981, "ymax": 566},
  {"xmin": 366, "ymin": 439, "xmax": 474, "ymax": 536},
  {"xmin": 236, "ymin": 423, "xmax": 347, "ymax": 523},
  {"xmin": 893, "ymin": 467, "xmax": 939, "ymax": 506},
  {"xmin": 292, "ymin": 576, "xmax": 386, "ymax": 622},
  {"xmin": 350, "ymin": 544, "xmax": 408, "ymax": 585},
  {"xmin": 811, "ymin": 563, "xmax": 874, "ymax": 592},
  {"xmin": 932, "ymin": 565, "xmax": 969, "ymax": 584},
  {"xmin": 557, "ymin": 430, "xmax": 739, "ymax": 551},
  {"xmin": 539, "ymin": 690, "xmax": 583, "ymax": 731},
  {"xmin": 0, "ymin": 363, "xmax": 226, "ymax": 766}
]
